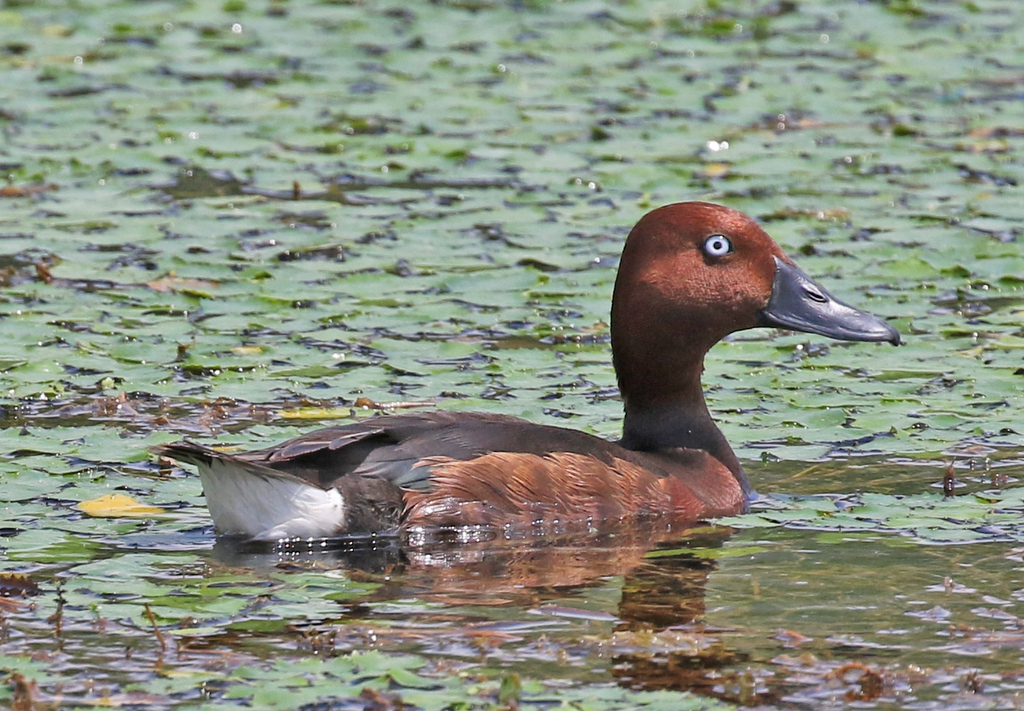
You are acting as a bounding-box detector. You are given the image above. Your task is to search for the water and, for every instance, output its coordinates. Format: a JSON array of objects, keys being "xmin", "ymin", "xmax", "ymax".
[{"xmin": 2, "ymin": 0, "xmax": 1024, "ymax": 707}]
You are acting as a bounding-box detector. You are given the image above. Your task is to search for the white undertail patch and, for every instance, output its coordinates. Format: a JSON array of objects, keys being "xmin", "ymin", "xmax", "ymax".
[{"xmin": 198, "ymin": 459, "xmax": 346, "ymax": 541}]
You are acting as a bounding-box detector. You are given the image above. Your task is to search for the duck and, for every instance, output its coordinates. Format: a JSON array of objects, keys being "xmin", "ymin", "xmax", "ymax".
[{"xmin": 152, "ymin": 202, "xmax": 900, "ymax": 541}]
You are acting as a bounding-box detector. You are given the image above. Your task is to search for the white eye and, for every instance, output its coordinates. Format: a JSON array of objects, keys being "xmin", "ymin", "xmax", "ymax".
[{"xmin": 702, "ymin": 234, "xmax": 733, "ymax": 258}]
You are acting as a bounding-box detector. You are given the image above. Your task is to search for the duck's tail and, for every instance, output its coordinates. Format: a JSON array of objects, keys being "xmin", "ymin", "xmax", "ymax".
[{"xmin": 151, "ymin": 441, "xmax": 346, "ymax": 541}]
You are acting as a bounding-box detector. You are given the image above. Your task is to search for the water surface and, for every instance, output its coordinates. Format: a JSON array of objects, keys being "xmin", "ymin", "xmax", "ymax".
[{"xmin": 1, "ymin": 0, "xmax": 1023, "ymax": 708}]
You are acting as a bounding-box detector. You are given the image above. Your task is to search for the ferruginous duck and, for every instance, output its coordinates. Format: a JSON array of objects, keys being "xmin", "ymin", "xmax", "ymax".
[{"xmin": 152, "ymin": 202, "xmax": 900, "ymax": 541}]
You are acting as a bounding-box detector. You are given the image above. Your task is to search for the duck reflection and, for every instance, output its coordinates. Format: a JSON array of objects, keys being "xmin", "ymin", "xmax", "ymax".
[{"xmin": 210, "ymin": 520, "xmax": 766, "ymax": 704}]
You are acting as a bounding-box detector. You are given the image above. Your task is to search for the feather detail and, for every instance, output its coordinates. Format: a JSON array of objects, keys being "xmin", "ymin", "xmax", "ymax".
[{"xmin": 403, "ymin": 451, "xmax": 675, "ymax": 527}]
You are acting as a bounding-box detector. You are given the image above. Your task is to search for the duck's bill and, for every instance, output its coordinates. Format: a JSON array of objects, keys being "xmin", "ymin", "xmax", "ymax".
[{"xmin": 758, "ymin": 257, "xmax": 901, "ymax": 345}]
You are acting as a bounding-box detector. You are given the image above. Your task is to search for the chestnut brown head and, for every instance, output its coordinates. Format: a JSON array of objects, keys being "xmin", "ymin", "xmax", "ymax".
[{"xmin": 610, "ymin": 202, "xmax": 899, "ymax": 407}]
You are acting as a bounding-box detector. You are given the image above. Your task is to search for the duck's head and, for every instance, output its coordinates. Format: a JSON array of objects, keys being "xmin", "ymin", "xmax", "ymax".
[{"xmin": 611, "ymin": 202, "xmax": 900, "ymax": 409}]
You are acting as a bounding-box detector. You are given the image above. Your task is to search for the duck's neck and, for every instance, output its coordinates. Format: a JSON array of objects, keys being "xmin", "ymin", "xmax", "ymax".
[{"xmin": 617, "ymin": 359, "xmax": 752, "ymax": 497}]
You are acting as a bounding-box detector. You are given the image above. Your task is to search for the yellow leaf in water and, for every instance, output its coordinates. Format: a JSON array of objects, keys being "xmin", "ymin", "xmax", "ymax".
[
  {"xmin": 701, "ymin": 162, "xmax": 731, "ymax": 178},
  {"xmin": 43, "ymin": 24, "xmax": 73, "ymax": 37},
  {"xmin": 230, "ymin": 346, "xmax": 264, "ymax": 355},
  {"xmin": 146, "ymin": 275, "xmax": 219, "ymax": 294},
  {"xmin": 278, "ymin": 407, "xmax": 352, "ymax": 420},
  {"xmin": 957, "ymin": 345, "xmax": 985, "ymax": 359},
  {"xmin": 78, "ymin": 494, "xmax": 166, "ymax": 518}
]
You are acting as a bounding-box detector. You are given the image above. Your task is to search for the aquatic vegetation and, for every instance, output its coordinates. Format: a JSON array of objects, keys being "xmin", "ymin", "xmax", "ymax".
[{"xmin": 0, "ymin": 0, "xmax": 1023, "ymax": 708}]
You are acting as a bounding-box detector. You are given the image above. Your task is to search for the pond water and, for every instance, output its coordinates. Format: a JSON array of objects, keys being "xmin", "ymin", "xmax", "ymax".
[
  {"xmin": 1, "ymin": 0, "xmax": 1023, "ymax": 708},
  {"xmin": 8, "ymin": 458, "xmax": 1024, "ymax": 709}
]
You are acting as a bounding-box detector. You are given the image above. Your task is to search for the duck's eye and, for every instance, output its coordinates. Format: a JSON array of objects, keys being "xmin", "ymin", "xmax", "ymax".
[{"xmin": 702, "ymin": 234, "xmax": 733, "ymax": 258}]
